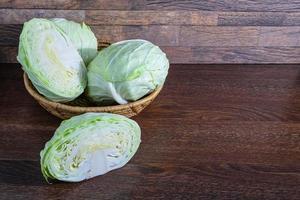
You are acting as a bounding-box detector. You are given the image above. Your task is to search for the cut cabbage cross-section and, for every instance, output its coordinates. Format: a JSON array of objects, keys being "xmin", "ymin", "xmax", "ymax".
[
  {"xmin": 17, "ymin": 18, "xmax": 87, "ymax": 102},
  {"xmin": 40, "ymin": 113, "xmax": 141, "ymax": 183}
]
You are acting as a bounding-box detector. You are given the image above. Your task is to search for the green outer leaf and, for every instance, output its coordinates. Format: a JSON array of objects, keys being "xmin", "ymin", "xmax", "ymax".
[
  {"xmin": 51, "ymin": 18, "xmax": 98, "ymax": 65},
  {"xmin": 86, "ymin": 39, "xmax": 169, "ymax": 105}
]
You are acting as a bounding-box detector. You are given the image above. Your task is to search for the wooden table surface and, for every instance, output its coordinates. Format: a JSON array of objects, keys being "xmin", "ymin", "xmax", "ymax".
[{"xmin": 0, "ymin": 63, "xmax": 299, "ymax": 200}]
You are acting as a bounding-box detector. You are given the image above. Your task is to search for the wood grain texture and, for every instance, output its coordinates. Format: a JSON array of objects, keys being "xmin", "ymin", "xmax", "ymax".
[
  {"xmin": 0, "ymin": 24, "xmax": 22, "ymax": 46},
  {"xmin": 4, "ymin": 9, "xmax": 300, "ymax": 26},
  {"xmin": 0, "ymin": 0, "xmax": 131, "ymax": 10},
  {"xmin": 88, "ymin": 10, "xmax": 300, "ymax": 26},
  {"xmin": 180, "ymin": 26, "xmax": 300, "ymax": 47},
  {"xmin": 92, "ymin": 25, "xmax": 179, "ymax": 46},
  {"xmin": 0, "ymin": 9, "xmax": 85, "ymax": 24},
  {"xmin": 0, "ymin": 24, "xmax": 180, "ymax": 47},
  {"xmin": 162, "ymin": 46, "xmax": 300, "ymax": 64},
  {"xmin": 0, "ymin": 47, "xmax": 17, "ymax": 63},
  {"xmin": 4, "ymin": 24, "xmax": 300, "ymax": 48},
  {"xmin": 85, "ymin": 10, "xmax": 218, "ymax": 25},
  {"xmin": 218, "ymin": 12, "xmax": 300, "ymax": 26},
  {"xmin": 2, "ymin": 0, "xmax": 300, "ymax": 12},
  {"xmin": 1, "ymin": 63, "xmax": 300, "ymax": 199},
  {"xmin": 131, "ymin": 0, "xmax": 300, "ymax": 12},
  {"xmin": 0, "ymin": 9, "xmax": 218, "ymax": 26},
  {"xmin": 2, "ymin": 2, "xmax": 300, "ymax": 64},
  {"xmin": 180, "ymin": 26, "xmax": 259, "ymax": 46},
  {"xmin": 5, "ymin": 46, "xmax": 300, "ymax": 64},
  {"xmin": 258, "ymin": 27, "xmax": 300, "ymax": 46}
]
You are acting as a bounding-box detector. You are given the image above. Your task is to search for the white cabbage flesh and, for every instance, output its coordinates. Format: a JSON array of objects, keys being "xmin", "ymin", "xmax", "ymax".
[{"xmin": 40, "ymin": 113, "xmax": 141, "ymax": 183}]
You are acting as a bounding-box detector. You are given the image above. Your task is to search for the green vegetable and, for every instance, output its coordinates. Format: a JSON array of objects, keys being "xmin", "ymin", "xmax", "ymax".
[
  {"xmin": 17, "ymin": 18, "xmax": 87, "ymax": 102},
  {"xmin": 40, "ymin": 112, "xmax": 141, "ymax": 183},
  {"xmin": 51, "ymin": 18, "xmax": 98, "ymax": 65},
  {"xmin": 86, "ymin": 39, "xmax": 169, "ymax": 105}
]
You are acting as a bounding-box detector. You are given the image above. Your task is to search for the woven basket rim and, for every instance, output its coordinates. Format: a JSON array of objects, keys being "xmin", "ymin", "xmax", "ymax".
[{"xmin": 23, "ymin": 72, "xmax": 162, "ymax": 112}]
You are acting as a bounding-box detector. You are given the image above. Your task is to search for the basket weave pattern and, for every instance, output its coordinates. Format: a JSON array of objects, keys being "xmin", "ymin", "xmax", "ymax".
[{"xmin": 23, "ymin": 73, "xmax": 162, "ymax": 119}]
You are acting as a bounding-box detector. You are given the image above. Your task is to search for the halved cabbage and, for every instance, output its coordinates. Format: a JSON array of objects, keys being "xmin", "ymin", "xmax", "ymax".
[
  {"xmin": 17, "ymin": 18, "xmax": 87, "ymax": 102},
  {"xmin": 40, "ymin": 112, "xmax": 141, "ymax": 183},
  {"xmin": 51, "ymin": 18, "xmax": 98, "ymax": 65},
  {"xmin": 86, "ymin": 39, "xmax": 169, "ymax": 105}
]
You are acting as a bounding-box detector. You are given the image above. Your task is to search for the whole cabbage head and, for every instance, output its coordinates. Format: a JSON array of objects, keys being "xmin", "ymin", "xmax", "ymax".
[
  {"xmin": 17, "ymin": 18, "xmax": 87, "ymax": 102},
  {"xmin": 40, "ymin": 112, "xmax": 141, "ymax": 183},
  {"xmin": 51, "ymin": 18, "xmax": 98, "ymax": 65},
  {"xmin": 86, "ymin": 39, "xmax": 169, "ymax": 105}
]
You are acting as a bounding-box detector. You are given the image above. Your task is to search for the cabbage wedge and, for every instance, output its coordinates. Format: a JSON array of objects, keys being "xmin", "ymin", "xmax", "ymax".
[
  {"xmin": 40, "ymin": 113, "xmax": 141, "ymax": 183},
  {"xmin": 51, "ymin": 18, "xmax": 98, "ymax": 65},
  {"xmin": 17, "ymin": 18, "xmax": 87, "ymax": 102}
]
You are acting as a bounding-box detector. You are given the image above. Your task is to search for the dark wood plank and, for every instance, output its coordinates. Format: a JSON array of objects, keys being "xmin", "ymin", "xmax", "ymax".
[
  {"xmin": 0, "ymin": 0, "xmax": 131, "ymax": 10},
  {"xmin": 0, "ymin": 160, "xmax": 299, "ymax": 200},
  {"xmin": 180, "ymin": 26, "xmax": 300, "ymax": 46},
  {"xmin": 162, "ymin": 46, "xmax": 300, "ymax": 64},
  {"xmin": 5, "ymin": 46, "xmax": 300, "ymax": 64},
  {"xmin": 5, "ymin": 9, "xmax": 300, "ymax": 26},
  {"xmin": 258, "ymin": 27, "xmax": 300, "ymax": 46},
  {"xmin": 1, "ymin": 63, "xmax": 300, "ymax": 199},
  {"xmin": 0, "ymin": 24, "xmax": 22, "ymax": 46},
  {"xmin": 179, "ymin": 26, "xmax": 258, "ymax": 46},
  {"xmin": 2, "ymin": 0, "xmax": 300, "ymax": 12},
  {"xmin": 87, "ymin": 10, "xmax": 300, "ymax": 26},
  {"xmin": 0, "ymin": 46, "xmax": 17, "ymax": 63},
  {"xmin": 0, "ymin": 9, "xmax": 217, "ymax": 26},
  {"xmin": 4, "ymin": 24, "xmax": 300, "ymax": 47},
  {"xmin": 218, "ymin": 12, "xmax": 300, "ymax": 26},
  {"xmin": 86, "ymin": 10, "xmax": 218, "ymax": 25},
  {"xmin": 0, "ymin": 24, "xmax": 179, "ymax": 47},
  {"xmin": 131, "ymin": 0, "xmax": 300, "ymax": 12},
  {"xmin": 92, "ymin": 25, "xmax": 179, "ymax": 46},
  {"xmin": 0, "ymin": 9, "xmax": 85, "ymax": 24},
  {"xmin": 3, "ymin": 64, "xmax": 300, "ymax": 160}
]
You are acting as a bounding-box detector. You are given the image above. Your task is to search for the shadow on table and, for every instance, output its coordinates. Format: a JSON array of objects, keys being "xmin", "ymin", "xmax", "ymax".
[
  {"xmin": 285, "ymin": 68, "xmax": 300, "ymax": 121},
  {"xmin": 0, "ymin": 160, "xmax": 45, "ymax": 186}
]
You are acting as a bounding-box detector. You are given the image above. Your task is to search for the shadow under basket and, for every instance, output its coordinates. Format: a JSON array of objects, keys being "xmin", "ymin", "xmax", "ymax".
[{"xmin": 23, "ymin": 73, "xmax": 162, "ymax": 119}]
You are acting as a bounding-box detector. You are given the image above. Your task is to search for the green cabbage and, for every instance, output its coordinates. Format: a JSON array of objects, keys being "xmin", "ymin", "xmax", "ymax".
[
  {"xmin": 86, "ymin": 39, "xmax": 169, "ymax": 105},
  {"xmin": 51, "ymin": 18, "xmax": 98, "ymax": 65},
  {"xmin": 17, "ymin": 18, "xmax": 87, "ymax": 102},
  {"xmin": 40, "ymin": 112, "xmax": 141, "ymax": 183}
]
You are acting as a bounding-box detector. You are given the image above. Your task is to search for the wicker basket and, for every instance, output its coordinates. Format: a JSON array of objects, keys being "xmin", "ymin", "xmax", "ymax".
[{"xmin": 23, "ymin": 73, "xmax": 162, "ymax": 119}]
